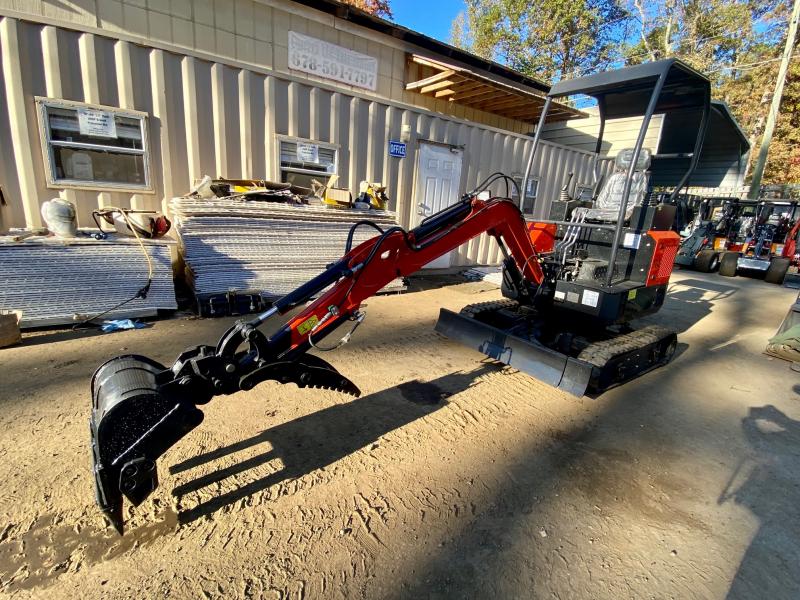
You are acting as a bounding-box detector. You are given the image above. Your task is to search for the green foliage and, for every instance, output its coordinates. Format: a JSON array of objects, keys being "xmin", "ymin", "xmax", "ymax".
[
  {"xmin": 450, "ymin": 0, "xmax": 629, "ymax": 81},
  {"xmin": 450, "ymin": 0, "xmax": 798, "ymax": 183},
  {"xmin": 623, "ymin": 0, "xmax": 797, "ymax": 183},
  {"xmin": 340, "ymin": 0, "xmax": 393, "ymax": 18}
]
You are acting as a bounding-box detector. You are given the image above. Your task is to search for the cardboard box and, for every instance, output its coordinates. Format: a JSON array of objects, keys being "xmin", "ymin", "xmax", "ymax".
[{"xmin": 0, "ymin": 311, "xmax": 21, "ymax": 348}]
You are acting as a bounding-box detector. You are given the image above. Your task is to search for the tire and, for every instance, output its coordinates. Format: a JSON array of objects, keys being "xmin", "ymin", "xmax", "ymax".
[
  {"xmin": 764, "ymin": 257, "xmax": 791, "ymax": 284},
  {"xmin": 693, "ymin": 249, "xmax": 719, "ymax": 273},
  {"xmin": 719, "ymin": 251, "xmax": 739, "ymax": 277}
]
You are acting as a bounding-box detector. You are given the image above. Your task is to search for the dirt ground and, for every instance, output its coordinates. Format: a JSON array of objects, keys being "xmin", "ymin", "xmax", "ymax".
[{"xmin": 0, "ymin": 270, "xmax": 798, "ymax": 599}]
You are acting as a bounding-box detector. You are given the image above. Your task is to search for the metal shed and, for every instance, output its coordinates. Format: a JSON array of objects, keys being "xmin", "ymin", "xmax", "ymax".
[{"xmin": 0, "ymin": 0, "xmax": 598, "ymax": 270}]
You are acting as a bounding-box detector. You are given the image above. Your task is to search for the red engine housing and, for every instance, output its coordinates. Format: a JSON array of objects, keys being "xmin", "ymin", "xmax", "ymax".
[{"xmin": 646, "ymin": 230, "xmax": 680, "ymax": 287}]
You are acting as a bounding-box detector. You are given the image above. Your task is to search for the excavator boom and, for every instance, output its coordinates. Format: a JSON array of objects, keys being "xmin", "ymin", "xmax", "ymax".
[{"xmin": 91, "ymin": 196, "xmax": 543, "ymax": 533}]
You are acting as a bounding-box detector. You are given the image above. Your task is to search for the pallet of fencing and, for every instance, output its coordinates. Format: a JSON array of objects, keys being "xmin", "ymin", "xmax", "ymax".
[
  {"xmin": 170, "ymin": 196, "xmax": 406, "ymax": 312},
  {"xmin": 0, "ymin": 231, "xmax": 178, "ymax": 328}
]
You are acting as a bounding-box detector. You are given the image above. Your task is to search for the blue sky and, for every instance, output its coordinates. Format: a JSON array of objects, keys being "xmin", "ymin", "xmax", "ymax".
[{"xmin": 390, "ymin": 0, "xmax": 465, "ymax": 44}]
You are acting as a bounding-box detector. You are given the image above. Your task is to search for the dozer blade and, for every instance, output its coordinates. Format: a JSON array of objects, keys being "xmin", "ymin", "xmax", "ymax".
[
  {"xmin": 435, "ymin": 308, "xmax": 593, "ymax": 396},
  {"xmin": 90, "ymin": 352, "xmax": 359, "ymax": 534},
  {"xmin": 435, "ymin": 308, "xmax": 677, "ymax": 396}
]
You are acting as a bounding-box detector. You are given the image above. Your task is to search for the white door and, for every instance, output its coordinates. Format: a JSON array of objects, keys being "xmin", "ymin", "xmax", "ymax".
[{"xmin": 414, "ymin": 142, "xmax": 464, "ymax": 268}]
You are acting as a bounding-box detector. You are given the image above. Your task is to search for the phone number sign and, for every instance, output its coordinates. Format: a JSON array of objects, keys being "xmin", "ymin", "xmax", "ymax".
[{"xmin": 288, "ymin": 31, "xmax": 377, "ymax": 91}]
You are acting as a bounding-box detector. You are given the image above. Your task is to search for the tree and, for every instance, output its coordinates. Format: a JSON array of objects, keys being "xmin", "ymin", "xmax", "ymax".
[
  {"xmin": 449, "ymin": 0, "xmax": 630, "ymax": 82},
  {"xmin": 623, "ymin": 0, "xmax": 799, "ymax": 183},
  {"xmin": 340, "ymin": 0, "xmax": 393, "ymax": 19},
  {"xmin": 449, "ymin": 0, "xmax": 798, "ymax": 183}
]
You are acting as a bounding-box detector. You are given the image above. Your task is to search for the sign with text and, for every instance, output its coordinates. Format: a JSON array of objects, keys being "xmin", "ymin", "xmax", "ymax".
[
  {"xmin": 388, "ymin": 140, "xmax": 406, "ymax": 158},
  {"xmin": 296, "ymin": 142, "xmax": 319, "ymax": 164},
  {"xmin": 288, "ymin": 31, "xmax": 377, "ymax": 91},
  {"xmin": 77, "ymin": 108, "xmax": 117, "ymax": 138}
]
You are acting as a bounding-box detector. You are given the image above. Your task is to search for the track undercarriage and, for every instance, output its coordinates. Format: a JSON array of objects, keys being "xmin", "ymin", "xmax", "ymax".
[{"xmin": 436, "ymin": 299, "xmax": 677, "ymax": 396}]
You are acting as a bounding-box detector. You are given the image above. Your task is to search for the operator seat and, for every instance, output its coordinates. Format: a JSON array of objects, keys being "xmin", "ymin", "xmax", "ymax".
[{"xmin": 575, "ymin": 148, "xmax": 652, "ymax": 222}]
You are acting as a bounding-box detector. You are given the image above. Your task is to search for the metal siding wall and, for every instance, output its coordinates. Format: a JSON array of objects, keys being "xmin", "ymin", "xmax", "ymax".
[
  {"xmin": 0, "ymin": 24, "xmax": 25, "ymax": 230},
  {"xmin": 0, "ymin": 15, "xmax": 599, "ymax": 266}
]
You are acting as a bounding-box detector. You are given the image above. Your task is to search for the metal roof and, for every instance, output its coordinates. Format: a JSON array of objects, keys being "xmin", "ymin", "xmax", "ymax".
[
  {"xmin": 710, "ymin": 100, "xmax": 750, "ymax": 150},
  {"xmin": 549, "ymin": 58, "xmax": 708, "ymax": 99},
  {"xmin": 548, "ymin": 59, "xmax": 712, "ymax": 120}
]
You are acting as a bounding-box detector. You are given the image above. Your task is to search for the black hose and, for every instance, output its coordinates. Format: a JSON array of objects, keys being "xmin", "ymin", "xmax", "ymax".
[
  {"xmin": 470, "ymin": 172, "xmax": 521, "ymax": 200},
  {"xmin": 345, "ymin": 220, "xmax": 386, "ymax": 253}
]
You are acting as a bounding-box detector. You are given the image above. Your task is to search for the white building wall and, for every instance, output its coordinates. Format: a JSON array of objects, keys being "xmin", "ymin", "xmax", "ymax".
[
  {"xmin": 541, "ymin": 109, "xmax": 664, "ymax": 157},
  {"xmin": 0, "ymin": 2, "xmax": 598, "ymax": 266}
]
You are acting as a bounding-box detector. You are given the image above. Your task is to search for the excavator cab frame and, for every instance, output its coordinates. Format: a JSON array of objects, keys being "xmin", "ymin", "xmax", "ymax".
[
  {"xmin": 436, "ymin": 60, "xmax": 717, "ymax": 409},
  {"xmin": 521, "ymin": 58, "xmax": 711, "ymax": 279}
]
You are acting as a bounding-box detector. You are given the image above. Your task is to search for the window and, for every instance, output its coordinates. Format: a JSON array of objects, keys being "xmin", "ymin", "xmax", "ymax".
[
  {"xmin": 278, "ymin": 136, "xmax": 338, "ymax": 190},
  {"xmin": 36, "ymin": 98, "xmax": 151, "ymax": 192},
  {"xmin": 511, "ymin": 175, "xmax": 539, "ymax": 214}
]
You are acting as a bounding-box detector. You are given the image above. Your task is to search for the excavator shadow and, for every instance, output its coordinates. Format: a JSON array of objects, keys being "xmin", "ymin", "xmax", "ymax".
[{"xmin": 169, "ymin": 363, "xmax": 502, "ymax": 525}]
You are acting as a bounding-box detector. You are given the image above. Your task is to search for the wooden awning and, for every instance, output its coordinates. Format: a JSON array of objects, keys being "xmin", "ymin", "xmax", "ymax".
[{"xmin": 406, "ymin": 55, "xmax": 584, "ymax": 124}]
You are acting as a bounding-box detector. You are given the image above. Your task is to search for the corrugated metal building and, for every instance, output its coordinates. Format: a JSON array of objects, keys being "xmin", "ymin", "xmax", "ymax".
[
  {"xmin": 542, "ymin": 102, "xmax": 750, "ymax": 191},
  {"xmin": 1, "ymin": 0, "xmax": 748, "ymax": 271},
  {"xmin": 0, "ymin": 0, "xmax": 606, "ymax": 269}
]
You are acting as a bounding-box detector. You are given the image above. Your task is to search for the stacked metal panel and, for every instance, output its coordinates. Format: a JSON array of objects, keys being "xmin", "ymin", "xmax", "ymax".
[
  {"xmin": 0, "ymin": 233, "xmax": 177, "ymax": 328},
  {"xmin": 461, "ymin": 266, "xmax": 503, "ymax": 286},
  {"xmin": 170, "ymin": 198, "xmax": 406, "ymax": 298}
]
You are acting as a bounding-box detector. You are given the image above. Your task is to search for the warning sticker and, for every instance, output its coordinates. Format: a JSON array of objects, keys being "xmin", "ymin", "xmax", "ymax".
[
  {"xmin": 297, "ymin": 315, "xmax": 319, "ymax": 335},
  {"xmin": 627, "ymin": 289, "xmax": 637, "ymax": 300},
  {"xmin": 581, "ymin": 289, "xmax": 600, "ymax": 308},
  {"xmin": 623, "ymin": 233, "xmax": 641, "ymax": 249},
  {"xmin": 554, "ymin": 290, "xmax": 566, "ymax": 301}
]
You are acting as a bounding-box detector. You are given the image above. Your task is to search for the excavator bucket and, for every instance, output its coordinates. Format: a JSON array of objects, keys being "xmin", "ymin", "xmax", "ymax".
[
  {"xmin": 90, "ymin": 355, "xmax": 205, "ymax": 533},
  {"xmin": 90, "ymin": 344, "xmax": 361, "ymax": 533}
]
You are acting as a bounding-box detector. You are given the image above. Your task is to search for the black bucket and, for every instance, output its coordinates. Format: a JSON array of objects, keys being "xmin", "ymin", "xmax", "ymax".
[{"xmin": 90, "ymin": 355, "xmax": 204, "ymax": 533}]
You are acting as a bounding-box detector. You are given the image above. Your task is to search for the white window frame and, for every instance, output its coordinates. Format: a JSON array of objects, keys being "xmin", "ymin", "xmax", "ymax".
[
  {"xmin": 276, "ymin": 134, "xmax": 339, "ymax": 184},
  {"xmin": 35, "ymin": 97, "xmax": 153, "ymax": 193}
]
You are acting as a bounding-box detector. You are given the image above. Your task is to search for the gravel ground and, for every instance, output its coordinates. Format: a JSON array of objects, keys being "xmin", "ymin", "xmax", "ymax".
[{"xmin": 0, "ymin": 270, "xmax": 797, "ymax": 599}]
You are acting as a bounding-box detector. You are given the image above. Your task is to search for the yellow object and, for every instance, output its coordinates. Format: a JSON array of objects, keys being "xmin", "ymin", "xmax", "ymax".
[
  {"xmin": 324, "ymin": 187, "xmax": 353, "ymax": 207},
  {"xmin": 356, "ymin": 180, "xmax": 389, "ymax": 210},
  {"xmin": 315, "ymin": 174, "xmax": 354, "ymax": 208},
  {"xmin": 297, "ymin": 315, "xmax": 319, "ymax": 335}
]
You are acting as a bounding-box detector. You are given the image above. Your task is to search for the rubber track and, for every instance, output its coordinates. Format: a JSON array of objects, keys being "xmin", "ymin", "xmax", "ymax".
[
  {"xmin": 459, "ymin": 301, "xmax": 676, "ymax": 372},
  {"xmin": 460, "ymin": 299, "xmax": 520, "ymax": 317},
  {"xmin": 577, "ymin": 324, "xmax": 676, "ymax": 368}
]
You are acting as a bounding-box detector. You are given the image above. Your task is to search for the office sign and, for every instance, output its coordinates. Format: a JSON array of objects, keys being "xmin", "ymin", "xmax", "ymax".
[
  {"xmin": 288, "ymin": 31, "xmax": 377, "ymax": 91},
  {"xmin": 388, "ymin": 140, "xmax": 406, "ymax": 158}
]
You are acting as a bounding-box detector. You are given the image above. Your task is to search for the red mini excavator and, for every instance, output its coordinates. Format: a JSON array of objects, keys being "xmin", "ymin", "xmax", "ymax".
[{"xmin": 91, "ymin": 59, "xmax": 709, "ymax": 533}]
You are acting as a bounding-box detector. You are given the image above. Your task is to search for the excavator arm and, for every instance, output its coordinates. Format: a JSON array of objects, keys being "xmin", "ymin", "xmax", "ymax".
[{"xmin": 91, "ymin": 195, "xmax": 543, "ymax": 533}]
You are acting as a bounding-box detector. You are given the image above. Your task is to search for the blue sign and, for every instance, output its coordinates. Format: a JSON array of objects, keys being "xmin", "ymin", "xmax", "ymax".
[{"xmin": 388, "ymin": 140, "xmax": 406, "ymax": 158}]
